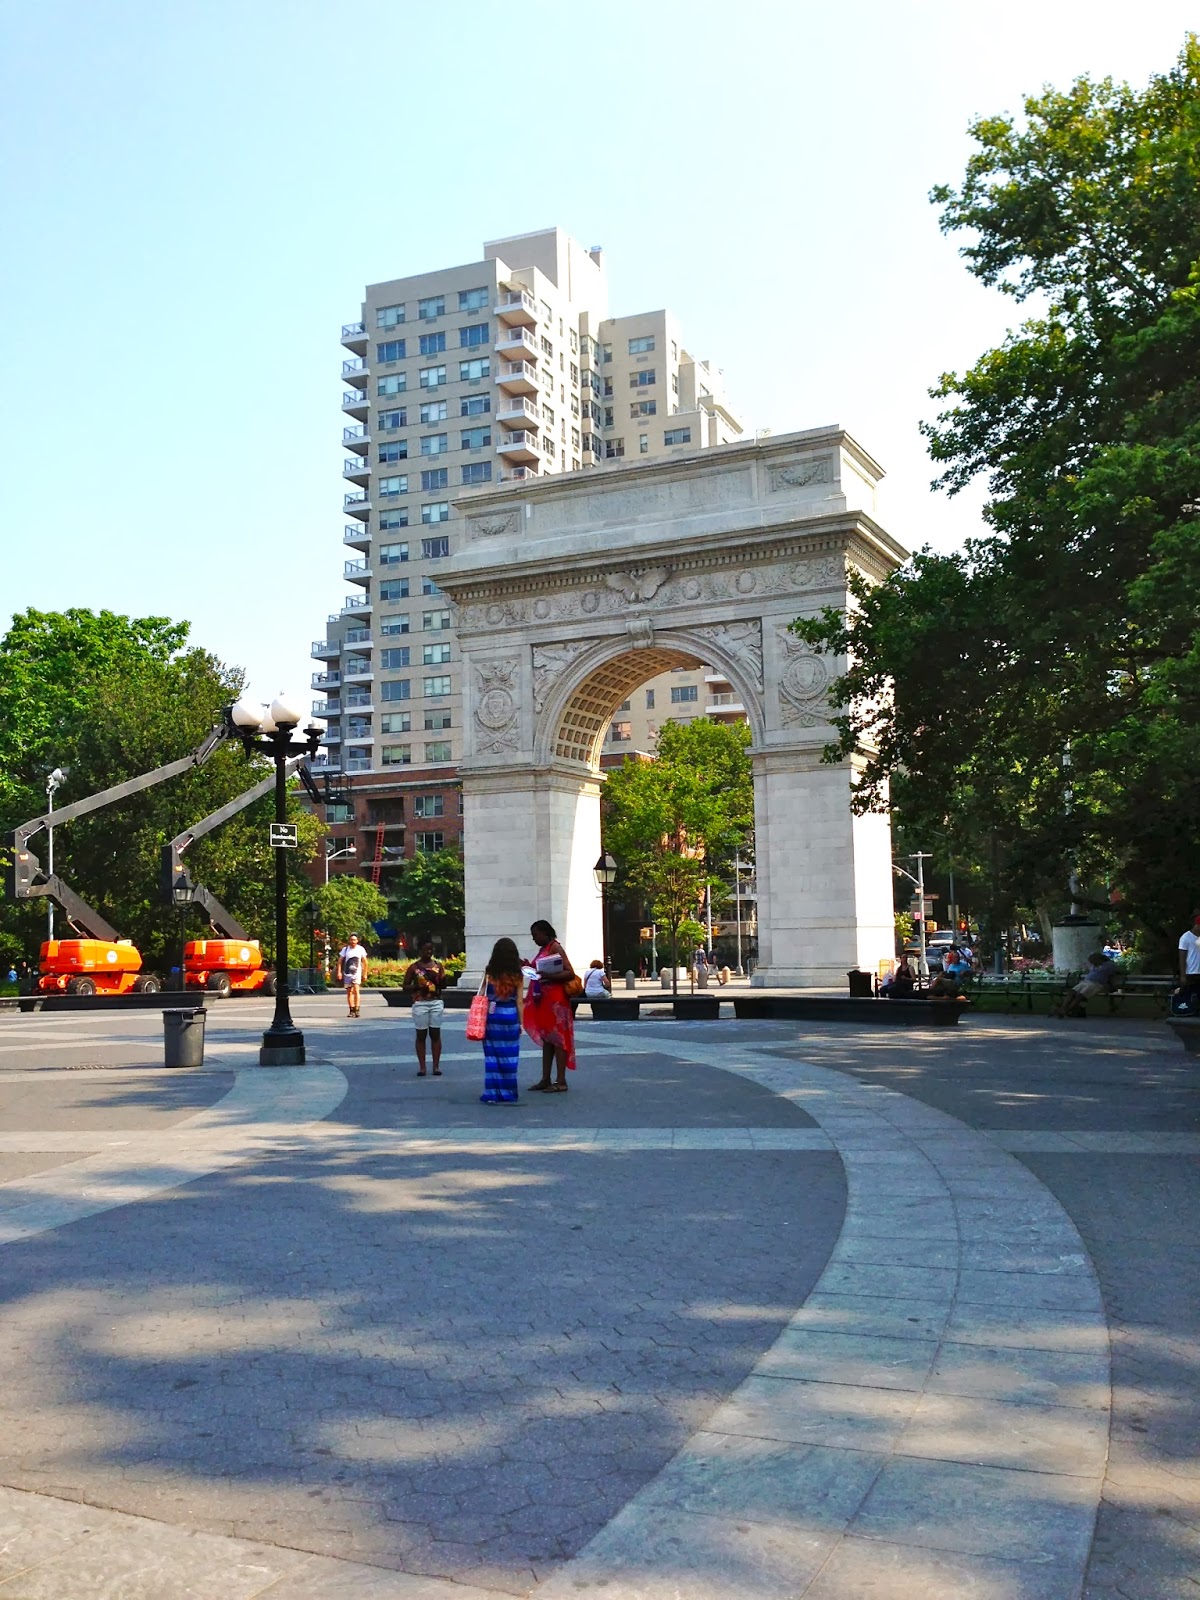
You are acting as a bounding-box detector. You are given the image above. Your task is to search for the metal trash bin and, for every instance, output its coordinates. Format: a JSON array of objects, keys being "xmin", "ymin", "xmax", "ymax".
[
  {"xmin": 163, "ymin": 1007, "xmax": 206, "ymax": 1068},
  {"xmin": 847, "ymin": 969, "xmax": 874, "ymax": 998}
]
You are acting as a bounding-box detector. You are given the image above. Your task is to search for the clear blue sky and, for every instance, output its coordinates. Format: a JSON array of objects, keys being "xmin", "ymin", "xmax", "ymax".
[{"xmin": 1, "ymin": 1, "xmax": 1193, "ymax": 705}]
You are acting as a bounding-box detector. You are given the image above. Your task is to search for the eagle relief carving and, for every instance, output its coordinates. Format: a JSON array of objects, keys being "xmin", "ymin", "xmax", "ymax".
[
  {"xmin": 603, "ymin": 567, "xmax": 671, "ymax": 604},
  {"xmin": 473, "ymin": 659, "xmax": 520, "ymax": 752}
]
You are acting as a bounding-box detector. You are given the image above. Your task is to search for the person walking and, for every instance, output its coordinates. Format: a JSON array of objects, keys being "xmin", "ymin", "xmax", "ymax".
[
  {"xmin": 403, "ymin": 941, "xmax": 447, "ymax": 1076},
  {"xmin": 336, "ymin": 933, "xmax": 367, "ymax": 1018},
  {"xmin": 479, "ymin": 938, "xmax": 524, "ymax": 1104},
  {"xmin": 1178, "ymin": 911, "xmax": 1200, "ymax": 1011},
  {"xmin": 523, "ymin": 919, "xmax": 577, "ymax": 1093}
]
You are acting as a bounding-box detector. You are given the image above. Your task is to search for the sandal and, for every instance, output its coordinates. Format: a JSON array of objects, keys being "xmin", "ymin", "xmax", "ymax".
[
  {"xmin": 549, "ymin": 1082, "xmax": 568, "ymax": 1092},
  {"xmin": 527, "ymin": 1082, "xmax": 551, "ymax": 1092},
  {"xmin": 432, "ymin": 1068, "xmax": 443, "ymax": 1076},
  {"xmin": 417, "ymin": 1069, "xmax": 427, "ymax": 1077}
]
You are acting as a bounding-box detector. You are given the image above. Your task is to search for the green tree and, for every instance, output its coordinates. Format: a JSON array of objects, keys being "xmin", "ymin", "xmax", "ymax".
[
  {"xmin": 387, "ymin": 848, "xmax": 465, "ymax": 950},
  {"xmin": 603, "ymin": 720, "xmax": 754, "ymax": 989},
  {"xmin": 0, "ymin": 608, "xmax": 320, "ymax": 970},
  {"xmin": 794, "ymin": 39, "xmax": 1200, "ymax": 963},
  {"xmin": 310, "ymin": 876, "xmax": 389, "ymax": 948}
]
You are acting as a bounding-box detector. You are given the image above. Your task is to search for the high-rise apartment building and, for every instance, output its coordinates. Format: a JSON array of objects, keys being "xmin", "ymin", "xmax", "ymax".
[{"xmin": 312, "ymin": 228, "xmax": 742, "ymax": 877}]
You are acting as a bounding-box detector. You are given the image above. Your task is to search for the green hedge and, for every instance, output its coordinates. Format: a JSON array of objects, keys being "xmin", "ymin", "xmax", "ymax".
[{"xmin": 361, "ymin": 954, "xmax": 465, "ymax": 988}]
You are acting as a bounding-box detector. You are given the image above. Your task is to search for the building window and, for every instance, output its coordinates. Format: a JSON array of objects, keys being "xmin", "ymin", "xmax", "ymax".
[
  {"xmin": 422, "ymin": 577, "xmax": 443, "ymax": 596},
  {"xmin": 418, "ymin": 331, "xmax": 446, "ymax": 357},
  {"xmin": 672, "ymin": 373, "xmax": 679, "ymax": 393},
  {"xmin": 671, "ymin": 340, "xmax": 678, "ymax": 360},
  {"xmin": 424, "ymin": 707, "xmax": 452, "ymax": 728},
  {"xmin": 420, "ymin": 468, "xmax": 448, "ymax": 492},
  {"xmin": 423, "ymin": 609, "xmax": 452, "ymax": 630},
  {"xmin": 376, "ymin": 304, "xmax": 405, "ymax": 328},
  {"xmin": 420, "ymin": 433, "xmax": 449, "ymax": 455},
  {"xmin": 645, "ymin": 688, "xmax": 655, "ymax": 709},
  {"xmin": 603, "ymin": 378, "xmax": 614, "ymax": 398},
  {"xmin": 417, "ymin": 295, "xmax": 444, "ymax": 321},
  {"xmin": 380, "ymin": 679, "xmax": 411, "ymax": 701},
  {"xmin": 609, "ymin": 721, "xmax": 632, "ymax": 742},
  {"xmin": 418, "ymin": 365, "xmax": 447, "ymax": 388},
  {"xmin": 376, "ymin": 339, "xmax": 406, "ymax": 362},
  {"xmin": 425, "ymin": 741, "xmax": 452, "ymax": 763},
  {"xmin": 378, "ymin": 475, "xmax": 408, "ymax": 496},
  {"xmin": 423, "ymin": 642, "xmax": 451, "ymax": 665},
  {"xmin": 628, "ymin": 335, "xmax": 656, "ymax": 354},
  {"xmin": 415, "ymin": 832, "xmax": 445, "ymax": 853},
  {"xmin": 671, "ymin": 684, "xmax": 699, "ymax": 703},
  {"xmin": 571, "ymin": 428, "xmax": 581, "ymax": 450},
  {"xmin": 460, "ymin": 322, "xmax": 489, "ymax": 348},
  {"xmin": 413, "ymin": 794, "xmax": 444, "ymax": 819},
  {"xmin": 382, "ymin": 744, "xmax": 413, "ymax": 765},
  {"xmin": 380, "ymin": 614, "xmax": 410, "ymax": 635},
  {"xmin": 570, "ymin": 362, "xmax": 579, "ymax": 386},
  {"xmin": 380, "ymin": 712, "xmax": 411, "ymax": 734},
  {"xmin": 664, "ymin": 427, "xmax": 692, "ymax": 445},
  {"xmin": 419, "ymin": 400, "xmax": 448, "ymax": 424},
  {"xmin": 459, "ymin": 286, "xmax": 488, "ymax": 311},
  {"xmin": 379, "ymin": 541, "xmax": 408, "ymax": 565},
  {"xmin": 639, "ymin": 435, "xmax": 649, "ymax": 453},
  {"xmin": 378, "ymin": 374, "xmax": 406, "ymax": 396},
  {"xmin": 378, "ymin": 440, "xmax": 406, "ymax": 463},
  {"xmin": 377, "ymin": 408, "xmax": 406, "ymax": 430},
  {"xmin": 326, "ymin": 802, "xmax": 352, "ymax": 824},
  {"xmin": 461, "ymin": 393, "xmax": 491, "ymax": 416},
  {"xmin": 379, "ymin": 509, "xmax": 408, "ymax": 530},
  {"xmin": 461, "ymin": 462, "xmax": 492, "ymax": 485},
  {"xmin": 421, "ymin": 503, "xmax": 450, "ymax": 525},
  {"xmin": 603, "ymin": 406, "xmax": 614, "ymax": 428},
  {"xmin": 601, "ymin": 344, "xmax": 612, "ymax": 363},
  {"xmin": 459, "ymin": 357, "xmax": 491, "ymax": 382},
  {"xmin": 540, "ymin": 335, "xmax": 553, "ymax": 357},
  {"xmin": 421, "ymin": 536, "xmax": 450, "ymax": 558},
  {"xmin": 631, "ymin": 400, "xmax": 657, "ymax": 418},
  {"xmin": 605, "ymin": 438, "xmax": 624, "ymax": 459},
  {"xmin": 380, "ymin": 647, "xmax": 410, "ymax": 669},
  {"xmin": 630, "ymin": 369, "xmax": 656, "ymax": 388},
  {"xmin": 378, "ymin": 579, "xmax": 409, "ymax": 601},
  {"xmin": 424, "ymin": 675, "xmax": 451, "ymax": 696},
  {"xmin": 460, "ymin": 426, "xmax": 491, "ymax": 450},
  {"xmin": 543, "ymin": 436, "xmax": 556, "ymax": 458}
]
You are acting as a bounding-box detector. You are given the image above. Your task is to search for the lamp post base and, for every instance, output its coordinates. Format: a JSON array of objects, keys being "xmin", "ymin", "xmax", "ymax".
[{"xmin": 260, "ymin": 1027, "xmax": 305, "ymax": 1066}]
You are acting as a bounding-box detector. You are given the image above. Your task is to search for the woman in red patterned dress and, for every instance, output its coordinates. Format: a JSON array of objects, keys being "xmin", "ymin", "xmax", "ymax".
[{"xmin": 522, "ymin": 919, "xmax": 577, "ymax": 1092}]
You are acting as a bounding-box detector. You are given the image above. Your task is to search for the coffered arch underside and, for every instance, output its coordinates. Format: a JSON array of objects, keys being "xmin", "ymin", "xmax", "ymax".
[{"xmin": 536, "ymin": 629, "xmax": 766, "ymax": 773}]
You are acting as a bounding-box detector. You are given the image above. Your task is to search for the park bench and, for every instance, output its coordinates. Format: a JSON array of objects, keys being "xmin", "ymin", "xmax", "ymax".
[{"xmin": 734, "ymin": 995, "xmax": 965, "ymax": 1026}]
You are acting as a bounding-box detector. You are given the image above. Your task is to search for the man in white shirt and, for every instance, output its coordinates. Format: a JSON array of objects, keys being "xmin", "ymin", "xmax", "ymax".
[
  {"xmin": 337, "ymin": 933, "xmax": 368, "ymax": 1018},
  {"xmin": 1178, "ymin": 912, "xmax": 1200, "ymax": 1003}
]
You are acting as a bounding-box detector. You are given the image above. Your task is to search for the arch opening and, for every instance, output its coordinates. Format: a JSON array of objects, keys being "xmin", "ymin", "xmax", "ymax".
[{"xmin": 554, "ymin": 647, "xmax": 704, "ymax": 768}]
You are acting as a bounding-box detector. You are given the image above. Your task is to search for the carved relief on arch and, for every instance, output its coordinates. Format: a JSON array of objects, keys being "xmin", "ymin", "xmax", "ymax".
[
  {"xmin": 472, "ymin": 658, "xmax": 521, "ymax": 753},
  {"xmin": 689, "ymin": 619, "xmax": 764, "ymax": 692},
  {"xmin": 777, "ymin": 628, "xmax": 833, "ymax": 727}
]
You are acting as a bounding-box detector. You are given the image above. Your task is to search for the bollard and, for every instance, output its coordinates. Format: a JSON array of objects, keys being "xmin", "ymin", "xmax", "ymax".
[
  {"xmin": 163, "ymin": 1007, "xmax": 206, "ymax": 1068},
  {"xmin": 624, "ymin": 970, "xmax": 637, "ymax": 990}
]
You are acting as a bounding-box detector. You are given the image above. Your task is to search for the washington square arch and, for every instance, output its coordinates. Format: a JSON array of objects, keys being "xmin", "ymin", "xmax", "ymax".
[{"xmin": 435, "ymin": 427, "xmax": 907, "ymax": 986}]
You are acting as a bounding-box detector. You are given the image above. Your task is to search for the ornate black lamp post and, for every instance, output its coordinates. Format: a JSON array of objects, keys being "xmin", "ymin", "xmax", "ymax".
[
  {"xmin": 171, "ymin": 876, "xmax": 195, "ymax": 994},
  {"xmin": 593, "ymin": 851, "xmax": 618, "ymax": 974},
  {"xmin": 227, "ymin": 694, "xmax": 323, "ymax": 1064}
]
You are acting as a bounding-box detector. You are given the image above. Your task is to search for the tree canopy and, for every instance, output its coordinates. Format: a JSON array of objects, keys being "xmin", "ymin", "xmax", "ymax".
[
  {"xmin": 794, "ymin": 39, "xmax": 1200, "ymax": 960},
  {"xmin": 387, "ymin": 847, "xmax": 465, "ymax": 950},
  {"xmin": 0, "ymin": 609, "xmax": 321, "ymax": 969}
]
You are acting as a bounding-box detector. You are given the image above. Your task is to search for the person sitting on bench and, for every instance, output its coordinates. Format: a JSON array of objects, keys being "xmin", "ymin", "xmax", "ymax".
[
  {"xmin": 881, "ymin": 956, "xmax": 916, "ymax": 998},
  {"xmin": 1054, "ymin": 951, "xmax": 1120, "ymax": 1018}
]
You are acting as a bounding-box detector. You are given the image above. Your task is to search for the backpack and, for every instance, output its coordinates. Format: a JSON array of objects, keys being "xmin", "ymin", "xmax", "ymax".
[{"xmin": 1170, "ymin": 987, "xmax": 1200, "ymax": 1017}]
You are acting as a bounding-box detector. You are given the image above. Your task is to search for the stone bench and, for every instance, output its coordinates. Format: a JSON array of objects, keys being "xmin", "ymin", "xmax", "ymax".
[
  {"xmin": 734, "ymin": 995, "xmax": 966, "ymax": 1026},
  {"xmin": 376, "ymin": 988, "xmax": 473, "ymax": 1009}
]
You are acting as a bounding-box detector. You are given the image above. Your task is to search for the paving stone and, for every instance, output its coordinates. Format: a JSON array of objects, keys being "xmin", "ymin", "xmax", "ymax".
[
  {"xmin": 802, "ymin": 1534, "xmax": 1088, "ymax": 1599},
  {"xmin": 927, "ymin": 1340, "xmax": 1110, "ymax": 1410},
  {"xmin": 708, "ymin": 1375, "xmax": 919, "ymax": 1452},
  {"xmin": 898, "ymin": 1392, "xmax": 1110, "ymax": 1475},
  {"xmin": 754, "ymin": 1330, "xmax": 939, "ymax": 1390},
  {"xmin": 638, "ymin": 1431, "xmax": 883, "ymax": 1527}
]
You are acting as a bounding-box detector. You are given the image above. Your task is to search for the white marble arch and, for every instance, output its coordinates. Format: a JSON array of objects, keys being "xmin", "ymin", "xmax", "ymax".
[{"xmin": 436, "ymin": 426, "xmax": 907, "ymax": 985}]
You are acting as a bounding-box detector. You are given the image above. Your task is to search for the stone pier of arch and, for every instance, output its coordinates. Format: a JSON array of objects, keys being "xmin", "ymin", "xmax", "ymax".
[{"xmin": 435, "ymin": 427, "xmax": 906, "ymax": 986}]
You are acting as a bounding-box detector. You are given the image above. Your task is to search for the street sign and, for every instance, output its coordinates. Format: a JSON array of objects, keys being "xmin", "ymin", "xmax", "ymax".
[{"xmin": 270, "ymin": 822, "xmax": 298, "ymax": 849}]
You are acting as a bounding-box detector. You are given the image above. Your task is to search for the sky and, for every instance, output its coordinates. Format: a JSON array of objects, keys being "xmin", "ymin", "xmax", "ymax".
[{"xmin": 1, "ymin": 0, "xmax": 1195, "ymax": 707}]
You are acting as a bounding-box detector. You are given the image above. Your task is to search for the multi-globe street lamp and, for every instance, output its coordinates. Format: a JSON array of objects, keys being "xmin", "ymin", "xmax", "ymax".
[
  {"xmin": 45, "ymin": 768, "xmax": 67, "ymax": 942},
  {"xmin": 593, "ymin": 851, "xmax": 618, "ymax": 974},
  {"xmin": 227, "ymin": 693, "xmax": 324, "ymax": 1065}
]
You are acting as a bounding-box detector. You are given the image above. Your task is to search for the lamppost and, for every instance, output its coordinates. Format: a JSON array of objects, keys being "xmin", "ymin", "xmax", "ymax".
[
  {"xmin": 593, "ymin": 851, "xmax": 618, "ymax": 973},
  {"xmin": 171, "ymin": 876, "xmax": 195, "ymax": 993},
  {"xmin": 893, "ymin": 851, "xmax": 933, "ymax": 979},
  {"xmin": 324, "ymin": 840, "xmax": 357, "ymax": 884},
  {"xmin": 45, "ymin": 768, "xmax": 67, "ymax": 942},
  {"xmin": 227, "ymin": 694, "xmax": 323, "ymax": 1065}
]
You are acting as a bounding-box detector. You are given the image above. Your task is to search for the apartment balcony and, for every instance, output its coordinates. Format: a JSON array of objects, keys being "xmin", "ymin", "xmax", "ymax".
[
  {"xmin": 322, "ymin": 728, "xmax": 342, "ymax": 746},
  {"xmin": 496, "ymin": 360, "xmax": 539, "ymax": 395},
  {"xmin": 312, "ymin": 698, "xmax": 340, "ymax": 718},
  {"xmin": 344, "ymin": 756, "xmax": 372, "ymax": 774},
  {"xmin": 495, "ymin": 430, "xmax": 542, "ymax": 464},
  {"xmin": 705, "ymin": 671, "xmax": 732, "ymax": 685},
  {"xmin": 494, "ymin": 288, "xmax": 537, "ymax": 326},
  {"xmin": 344, "ymin": 690, "xmax": 373, "ymax": 709},
  {"xmin": 342, "ymin": 425, "xmax": 370, "ymax": 455},
  {"xmin": 344, "ymin": 559, "xmax": 372, "ymax": 586},
  {"xmin": 706, "ymin": 693, "xmax": 746, "ymax": 716},
  {"xmin": 342, "ymin": 456, "xmax": 371, "ymax": 484},
  {"xmin": 341, "ymin": 388, "xmax": 369, "ymax": 420},
  {"xmin": 311, "ymin": 638, "xmax": 340, "ymax": 660},
  {"xmin": 497, "ymin": 396, "xmax": 540, "ymax": 428},
  {"xmin": 343, "ymin": 523, "xmax": 371, "ymax": 551},
  {"xmin": 499, "ymin": 465, "xmax": 539, "ymax": 482},
  {"xmin": 343, "ymin": 492, "xmax": 371, "ymax": 521},
  {"xmin": 340, "ymin": 321, "xmax": 368, "ymax": 355},
  {"xmin": 344, "ymin": 626, "xmax": 372, "ymax": 646},
  {"xmin": 341, "ymin": 593, "xmax": 372, "ymax": 617},
  {"xmin": 311, "ymin": 754, "xmax": 343, "ymax": 775},
  {"xmin": 341, "ymin": 357, "xmax": 369, "ymax": 388},
  {"xmin": 494, "ymin": 326, "xmax": 538, "ymax": 359},
  {"xmin": 342, "ymin": 662, "xmax": 374, "ymax": 682},
  {"xmin": 311, "ymin": 670, "xmax": 341, "ymax": 690},
  {"xmin": 342, "ymin": 733, "xmax": 375, "ymax": 746}
]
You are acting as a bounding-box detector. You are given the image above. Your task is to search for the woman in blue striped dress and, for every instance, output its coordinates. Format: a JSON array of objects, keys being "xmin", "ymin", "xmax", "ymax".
[{"xmin": 480, "ymin": 938, "xmax": 524, "ymax": 1104}]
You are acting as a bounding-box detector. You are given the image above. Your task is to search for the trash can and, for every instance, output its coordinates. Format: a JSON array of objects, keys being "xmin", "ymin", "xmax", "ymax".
[
  {"xmin": 847, "ymin": 969, "xmax": 874, "ymax": 998},
  {"xmin": 163, "ymin": 1007, "xmax": 206, "ymax": 1068}
]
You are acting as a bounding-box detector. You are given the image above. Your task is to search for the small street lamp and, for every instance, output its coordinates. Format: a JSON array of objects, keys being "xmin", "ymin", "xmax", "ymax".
[
  {"xmin": 45, "ymin": 768, "xmax": 67, "ymax": 943},
  {"xmin": 893, "ymin": 851, "xmax": 933, "ymax": 979},
  {"xmin": 171, "ymin": 875, "xmax": 195, "ymax": 994},
  {"xmin": 324, "ymin": 840, "xmax": 357, "ymax": 884},
  {"xmin": 227, "ymin": 693, "xmax": 323, "ymax": 1065},
  {"xmin": 593, "ymin": 851, "xmax": 618, "ymax": 973}
]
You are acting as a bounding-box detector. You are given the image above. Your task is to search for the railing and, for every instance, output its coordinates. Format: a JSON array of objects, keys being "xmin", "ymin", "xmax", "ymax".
[
  {"xmin": 343, "ymin": 662, "xmax": 372, "ymax": 679},
  {"xmin": 495, "ymin": 290, "xmax": 535, "ymax": 314},
  {"xmin": 312, "ymin": 699, "xmax": 340, "ymax": 717},
  {"xmin": 500, "ymin": 466, "xmax": 538, "ymax": 481},
  {"xmin": 496, "ymin": 430, "xmax": 540, "ymax": 452},
  {"xmin": 341, "ymin": 322, "xmax": 366, "ymax": 340},
  {"xmin": 344, "ymin": 560, "xmax": 369, "ymax": 576},
  {"xmin": 341, "ymin": 358, "xmax": 367, "ymax": 377},
  {"xmin": 322, "ymin": 729, "xmax": 342, "ymax": 745},
  {"xmin": 345, "ymin": 758, "xmax": 372, "ymax": 773},
  {"xmin": 343, "ymin": 492, "xmax": 368, "ymax": 508},
  {"xmin": 343, "ymin": 594, "xmax": 369, "ymax": 610},
  {"xmin": 708, "ymin": 693, "xmax": 743, "ymax": 707},
  {"xmin": 494, "ymin": 327, "xmax": 537, "ymax": 351},
  {"xmin": 342, "ymin": 390, "xmax": 367, "ymax": 407},
  {"xmin": 342, "ymin": 457, "xmax": 370, "ymax": 476},
  {"xmin": 311, "ymin": 671, "xmax": 341, "ymax": 688},
  {"xmin": 345, "ymin": 627, "xmax": 371, "ymax": 644},
  {"xmin": 343, "ymin": 425, "xmax": 369, "ymax": 444},
  {"xmin": 496, "ymin": 360, "xmax": 538, "ymax": 382},
  {"xmin": 311, "ymin": 639, "xmax": 338, "ymax": 655},
  {"xmin": 498, "ymin": 399, "xmax": 538, "ymax": 422},
  {"xmin": 311, "ymin": 755, "xmax": 343, "ymax": 773},
  {"xmin": 343, "ymin": 525, "xmax": 369, "ymax": 542},
  {"xmin": 344, "ymin": 692, "xmax": 372, "ymax": 708}
]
